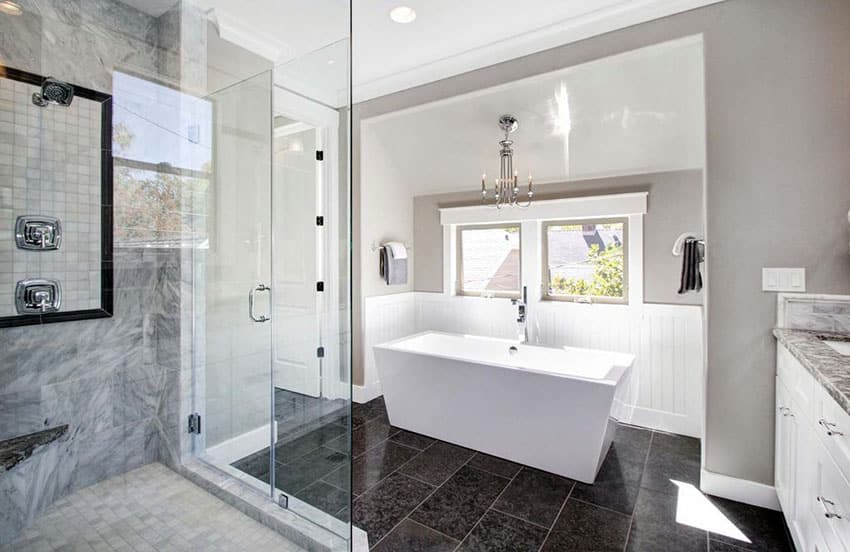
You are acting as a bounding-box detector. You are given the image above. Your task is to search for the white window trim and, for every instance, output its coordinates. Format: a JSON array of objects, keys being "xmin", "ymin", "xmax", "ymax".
[{"xmin": 441, "ymin": 193, "xmax": 645, "ymax": 307}]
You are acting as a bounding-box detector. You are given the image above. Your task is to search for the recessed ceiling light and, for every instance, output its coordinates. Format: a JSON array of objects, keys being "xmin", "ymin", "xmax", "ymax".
[
  {"xmin": 389, "ymin": 6, "xmax": 416, "ymax": 24},
  {"xmin": 0, "ymin": 1, "xmax": 23, "ymax": 15},
  {"xmin": 327, "ymin": 59, "xmax": 336, "ymax": 65}
]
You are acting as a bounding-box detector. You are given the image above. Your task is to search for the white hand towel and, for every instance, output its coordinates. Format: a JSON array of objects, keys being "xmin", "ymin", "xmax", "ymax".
[{"xmin": 384, "ymin": 241, "xmax": 408, "ymax": 260}]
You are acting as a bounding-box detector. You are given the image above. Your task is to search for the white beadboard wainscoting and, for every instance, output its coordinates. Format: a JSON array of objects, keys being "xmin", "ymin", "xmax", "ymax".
[{"xmin": 360, "ymin": 292, "xmax": 704, "ymax": 437}]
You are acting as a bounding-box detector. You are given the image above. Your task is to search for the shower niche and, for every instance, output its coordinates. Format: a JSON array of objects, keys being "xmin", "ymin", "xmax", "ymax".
[{"xmin": 0, "ymin": 66, "xmax": 113, "ymax": 327}]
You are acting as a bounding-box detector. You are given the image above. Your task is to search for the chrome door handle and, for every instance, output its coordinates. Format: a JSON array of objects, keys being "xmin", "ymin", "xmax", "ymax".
[
  {"xmin": 818, "ymin": 496, "xmax": 843, "ymax": 519},
  {"xmin": 249, "ymin": 284, "xmax": 271, "ymax": 323},
  {"xmin": 819, "ymin": 419, "xmax": 844, "ymax": 436}
]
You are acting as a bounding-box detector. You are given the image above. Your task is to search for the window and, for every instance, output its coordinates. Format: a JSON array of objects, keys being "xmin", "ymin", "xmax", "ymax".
[
  {"xmin": 542, "ymin": 218, "xmax": 627, "ymax": 303},
  {"xmin": 112, "ymin": 72, "xmax": 212, "ymax": 248},
  {"xmin": 457, "ymin": 224, "xmax": 521, "ymax": 298}
]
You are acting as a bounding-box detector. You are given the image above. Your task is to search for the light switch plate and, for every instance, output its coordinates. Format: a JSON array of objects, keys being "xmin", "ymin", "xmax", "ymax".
[{"xmin": 762, "ymin": 268, "xmax": 806, "ymax": 292}]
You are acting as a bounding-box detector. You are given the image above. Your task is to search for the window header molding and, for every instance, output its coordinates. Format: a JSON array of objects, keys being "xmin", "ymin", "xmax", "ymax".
[{"xmin": 439, "ymin": 192, "xmax": 647, "ymax": 226}]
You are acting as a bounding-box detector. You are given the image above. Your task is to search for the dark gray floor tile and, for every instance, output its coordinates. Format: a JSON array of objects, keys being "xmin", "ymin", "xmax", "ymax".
[
  {"xmin": 328, "ymin": 418, "xmax": 398, "ymax": 457},
  {"xmin": 570, "ymin": 450, "xmax": 643, "ymax": 515},
  {"xmin": 398, "ymin": 441, "xmax": 476, "ymax": 486},
  {"xmin": 612, "ymin": 424, "xmax": 653, "ymax": 465},
  {"xmin": 492, "ymin": 467, "xmax": 573, "ymax": 527},
  {"xmin": 458, "ymin": 510, "xmax": 548, "ymax": 552},
  {"xmin": 231, "ymin": 449, "xmax": 271, "ymax": 482},
  {"xmin": 650, "ymin": 431, "xmax": 701, "ymax": 462},
  {"xmin": 275, "ymin": 422, "xmax": 348, "ymax": 463},
  {"xmin": 353, "ymin": 473, "xmax": 435, "ymax": 546},
  {"xmin": 373, "ymin": 519, "xmax": 459, "ymax": 552},
  {"xmin": 350, "ymin": 440, "xmax": 421, "ymax": 495},
  {"xmin": 389, "ymin": 429, "xmax": 436, "ymax": 451},
  {"xmin": 641, "ymin": 448, "xmax": 701, "ymax": 496},
  {"xmin": 275, "ymin": 446, "xmax": 348, "ymax": 494},
  {"xmin": 707, "ymin": 496, "xmax": 793, "ymax": 551},
  {"xmin": 321, "ymin": 463, "xmax": 350, "ymax": 494},
  {"xmin": 410, "ymin": 484, "xmax": 492, "ymax": 540},
  {"xmin": 353, "ymin": 397, "xmax": 389, "ymax": 428},
  {"xmin": 442, "ymin": 466, "xmax": 510, "ymax": 502},
  {"xmin": 541, "ymin": 498, "xmax": 631, "ymax": 552},
  {"xmin": 626, "ymin": 487, "xmax": 707, "ymax": 552},
  {"xmin": 467, "ymin": 452, "xmax": 522, "ymax": 479},
  {"xmin": 410, "ymin": 466, "xmax": 510, "ymax": 540},
  {"xmin": 295, "ymin": 480, "xmax": 350, "ymax": 518},
  {"xmin": 709, "ymin": 540, "xmax": 751, "ymax": 551}
]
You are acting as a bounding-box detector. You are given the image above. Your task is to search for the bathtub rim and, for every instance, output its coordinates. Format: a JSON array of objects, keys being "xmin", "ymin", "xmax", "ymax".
[{"xmin": 373, "ymin": 330, "xmax": 634, "ymax": 385}]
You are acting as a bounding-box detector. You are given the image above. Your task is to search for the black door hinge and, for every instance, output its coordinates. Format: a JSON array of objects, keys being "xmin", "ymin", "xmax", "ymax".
[
  {"xmin": 317, "ymin": 346, "xmax": 325, "ymax": 358},
  {"xmin": 316, "ymin": 281, "xmax": 325, "ymax": 292},
  {"xmin": 188, "ymin": 413, "xmax": 202, "ymax": 434},
  {"xmin": 316, "ymin": 150, "xmax": 324, "ymax": 161},
  {"xmin": 316, "ymin": 216, "xmax": 324, "ymax": 226}
]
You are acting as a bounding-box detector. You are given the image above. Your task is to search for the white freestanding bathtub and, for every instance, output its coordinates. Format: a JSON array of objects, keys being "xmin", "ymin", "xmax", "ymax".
[{"xmin": 374, "ymin": 331, "xmax": 635, "ymax": 483}]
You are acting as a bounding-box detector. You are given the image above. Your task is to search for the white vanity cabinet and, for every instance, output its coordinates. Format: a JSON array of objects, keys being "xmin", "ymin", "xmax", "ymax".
[{"xmin": 776, "ymin": 343, "xmax": 850, "ymax": 552}]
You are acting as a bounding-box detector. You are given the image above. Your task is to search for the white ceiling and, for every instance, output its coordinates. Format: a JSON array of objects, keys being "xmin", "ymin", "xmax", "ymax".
[
  {"xmin": 182, "ymin": 0, "xmax": 723, "ymax": 105},
  {"xmin": 363, "ymin": 36, "xmax": 706, "ymax": 196}
]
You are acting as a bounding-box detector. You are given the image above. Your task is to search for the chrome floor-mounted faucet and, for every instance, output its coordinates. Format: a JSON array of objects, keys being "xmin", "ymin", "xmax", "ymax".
[{"xmin": 512, "ymin": 286, "xmax": 529, "ymax": 344}]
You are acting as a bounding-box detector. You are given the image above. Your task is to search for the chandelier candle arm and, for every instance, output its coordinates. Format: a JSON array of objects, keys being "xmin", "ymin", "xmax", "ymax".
[{"xmin": 480, "ymin": 114, "xmax": 533, "ymax": 208}]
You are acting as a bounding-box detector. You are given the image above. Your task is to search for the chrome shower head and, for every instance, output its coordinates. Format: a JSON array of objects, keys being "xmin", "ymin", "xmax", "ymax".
[{"xmin": 32, "ymin": 77, "xmax": 74, "ymax": 107}]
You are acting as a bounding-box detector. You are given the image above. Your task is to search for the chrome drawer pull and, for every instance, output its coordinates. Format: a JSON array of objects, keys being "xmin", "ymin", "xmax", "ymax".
[
  {"xmin": 819, "ymin": 419, "xmax": 844, "ymax": 437},
  {"xmin": 818, "ymin": 496, "xmax": 843, "ymax": 519}
]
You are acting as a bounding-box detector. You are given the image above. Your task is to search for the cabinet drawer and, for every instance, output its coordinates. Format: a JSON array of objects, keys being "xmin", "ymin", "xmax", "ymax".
[
  {"xmin": 811, "ymin": 438, "xmax": 850, "ymax": 552},
  {"xmin": 777, "ymin": 344, "xmax": 815, "ymax": 420},
  {"xmin": 814, "ymin": 383, "xmax": 850, "ymax": 482}
]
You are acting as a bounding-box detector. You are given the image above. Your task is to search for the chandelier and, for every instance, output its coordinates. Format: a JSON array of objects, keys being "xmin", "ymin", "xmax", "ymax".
[{"xmin": 481, "ymin": 115, "xmax": 533, "ymax": 209}]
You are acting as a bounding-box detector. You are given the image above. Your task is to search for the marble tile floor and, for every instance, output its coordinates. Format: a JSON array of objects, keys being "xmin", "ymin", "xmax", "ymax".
[
  {"xmin": 321, "ymin": 398, "xmax": 796, "ymax": 551},
  {"xmin": 1, "ymin": 462, "xmax": 305, "ymax": 552}
]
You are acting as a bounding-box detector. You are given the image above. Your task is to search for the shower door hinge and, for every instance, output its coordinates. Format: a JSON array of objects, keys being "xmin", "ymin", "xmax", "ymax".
[
  {"xmin": 315, "ymin": 150, "xmax": 324, "ymax": 161},
  {"xmin": 188, "ymin": 413, "xmax": 202, "ymax": 434},
  {"xmin": 278, "ymin": 494, "xmax": 289, "ymax": 509},
  {"xmin": 317, "ymin": 346, "xmax": 325, "ymax": 358},
  {"xmin": 316, "ymin": 216, "xmax": 324, "ymax": 226},
  {"xmin": 316, "ymin": 281, "xmax": 324, "ymax": 292}
]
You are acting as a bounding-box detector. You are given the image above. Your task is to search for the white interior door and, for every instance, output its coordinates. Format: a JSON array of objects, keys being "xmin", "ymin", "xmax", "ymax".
[
  {"xmin": 272, "ymin": 122, "xmax": 322, "ymax": 397},
  {"xmin": 271, "ymin": 86, "xmax": 340, "ymax": 399}
]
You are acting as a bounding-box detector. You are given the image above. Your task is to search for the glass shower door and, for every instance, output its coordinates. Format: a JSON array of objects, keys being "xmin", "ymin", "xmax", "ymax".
[{"xmin": 193, "ymin": 70, "xmax": 275, "ymax": 496}]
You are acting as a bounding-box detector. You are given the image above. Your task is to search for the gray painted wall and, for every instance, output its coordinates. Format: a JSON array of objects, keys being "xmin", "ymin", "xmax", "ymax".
[
  {"xmin": 353, "ymin": 0, "xmax": 850, "ymax": 484},
  {"xmin": 413, "ymin": 170, "xmax": 704, "ymax": 306}
]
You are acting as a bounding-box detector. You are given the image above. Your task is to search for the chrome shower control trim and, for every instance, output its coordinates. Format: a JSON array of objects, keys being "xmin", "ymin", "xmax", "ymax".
[
  {"xmin": 15, "ymin": 215, "xmax": 62, "ymax": 250},
  {"xmin": 15, "ymin": 279, "xmax": 62, "ymax": 314}
]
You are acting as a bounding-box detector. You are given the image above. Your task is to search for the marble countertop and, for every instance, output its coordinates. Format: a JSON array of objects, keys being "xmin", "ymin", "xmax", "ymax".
[
  {"xmin": 0, "ymin": 425, "xmax": 68, "ymax": 475},
  {"xmin": 774, "ymin": 328, "xmax": 850, "ymax": 414}
]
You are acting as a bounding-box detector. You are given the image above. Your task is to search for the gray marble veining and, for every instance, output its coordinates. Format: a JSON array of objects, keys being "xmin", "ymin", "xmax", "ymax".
[{"xmin": 774, "ymin": 328, "xmax": 850, "ymax": 415}]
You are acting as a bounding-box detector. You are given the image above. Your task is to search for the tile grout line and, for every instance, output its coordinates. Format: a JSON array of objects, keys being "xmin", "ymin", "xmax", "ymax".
[
  {"xmin": 489, "ymin": 506, "xmax": 553, "ymax": 531},
  {"xmin": 370, "ymin": 451, "xmax": 477, "ymax": 550},
  {"xmin": 450, "ymin": 464, "xmax": 527, "ymax": 552},
  {"xmin": 623, "ymin": 430, "xmax": 656, "ymax": 552},
  {"xmin": 535, "ymin": 481, "xmax": 575, "ymax": 552}
]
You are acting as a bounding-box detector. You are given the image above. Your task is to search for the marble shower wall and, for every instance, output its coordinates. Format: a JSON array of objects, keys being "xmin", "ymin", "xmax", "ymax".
[{"xmin": 0, "ymin": 0, "xmax": 204, "ymax": 543}]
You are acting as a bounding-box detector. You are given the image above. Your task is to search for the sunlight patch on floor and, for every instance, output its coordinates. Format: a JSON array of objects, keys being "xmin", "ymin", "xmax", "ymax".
[{"xmin": 673, "ymin": 480, "xmax": 751, "ymax": 543}]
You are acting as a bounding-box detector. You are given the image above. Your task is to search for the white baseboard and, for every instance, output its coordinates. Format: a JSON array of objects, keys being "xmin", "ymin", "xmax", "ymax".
[
  {"xmin": 353, "ymin": 380, "xmax": 382, "ymax": 404},
  {"xmin": 205, "ymin": 422, "xmax": 277, "ymax": 465},
  {"xmin": 700, "ymin": 469, "xmax": 780, "ymax": 511},
  {"xmin": 630, "ymin": 406, "xmax": 701, "ymax": 438}
]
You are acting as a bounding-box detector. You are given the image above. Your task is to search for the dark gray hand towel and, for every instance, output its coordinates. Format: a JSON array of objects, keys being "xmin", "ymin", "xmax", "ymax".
[
  {"xmin": 678, "ymin": 239, "xmax": 703, "ymax": 294},
  {"xmin": 379, "ymin": 245, "xmax": 407, "ymax": 285}
]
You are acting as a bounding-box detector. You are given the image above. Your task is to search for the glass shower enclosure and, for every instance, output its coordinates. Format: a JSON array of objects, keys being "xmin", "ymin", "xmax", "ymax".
[
  {"xmin": 193, "ymin": 38, "xmax": 353, "ymax": 539},
  {"xmin": 0, "ymin": 0, "xmax": 351, "ymax": 548},
  {"xmin": 187, "ymin": 14, "xmax": 353, "ymax": 547}
]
